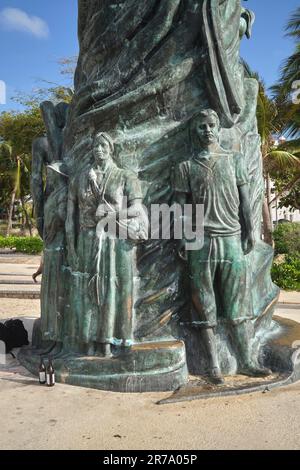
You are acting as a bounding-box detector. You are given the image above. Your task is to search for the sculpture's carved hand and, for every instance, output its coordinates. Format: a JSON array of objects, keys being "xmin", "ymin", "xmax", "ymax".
[
  {"xmin": 137, "ymin": 224, "xmax": 149, "ymax": 241},
  {"xmin": 127, "ymin": 216, "xmax": 148, "ymax": 241},
  {"xmin": 96, "ymin": 204, "xmax": 111, "ymax": 220},
  {"xmin": 125, "ymin": 204, "xmax": 149, "ymax": 241},
  {"xmin": 242, "ymin": 232, "xmax": 255, "ymax": 255}
]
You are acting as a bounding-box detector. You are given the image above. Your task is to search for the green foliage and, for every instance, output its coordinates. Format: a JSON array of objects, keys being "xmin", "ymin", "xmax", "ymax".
[
  {"xmin": 273, "ymin": 222, "xmax": 300, "ymax": 255},
  {"xmin": 0, "ymin": 106, "xmax": 45, "ymax": 216},
  {"xmin": 244, "ymin": 62, "xmax": 300, "ymax": 174},
  {"xmin": 285, "ymin": 7, "xmax": 300, "ymax": 39},
  {"xmin": 0, "ymin": 236, "xmax": 43, "ymax": 254},
  {"xmin": 272, "ymin": 255, "xmax": 300, "ymax": 291},
  {"xmin": 271, "ymin": 166, "xmax": 300, "ymax": 211},
  {"xmin": 271, "ymin": 7, "xmax": 300, "ymax": 138},
  {"xmin": 0, "ymin": 107, "xmax": 45, "ymax": 156},
  {"xmin": 256, "ymin": 80, "xmax": 280, "ymax": 147},
  {"xmin": 278, "ymin": 182, "xmax": 300, "ymax": 211},
  {"xmin": 272, "ymin": 223, "xmax": 300, "ymax": 291},
  {"xmin": 244, "ymin": 58, "xmax": 300, "ymax": 225}
]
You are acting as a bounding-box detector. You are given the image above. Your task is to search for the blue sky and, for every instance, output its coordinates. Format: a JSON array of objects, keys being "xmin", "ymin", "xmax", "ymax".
[{"xmin": 0, "ymin": 0, "xmax": 299, "ymax": 112}]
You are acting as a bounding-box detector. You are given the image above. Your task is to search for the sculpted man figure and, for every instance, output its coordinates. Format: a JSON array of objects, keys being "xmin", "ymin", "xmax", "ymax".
[{"xmin": 173, "ymin": 109, "xmax": 272, "ymax": 384}]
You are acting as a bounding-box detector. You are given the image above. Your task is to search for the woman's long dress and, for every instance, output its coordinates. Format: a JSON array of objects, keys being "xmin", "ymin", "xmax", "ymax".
[{"xmin": 74, "ymin": 162, "xmax": 142, "ymax": 348}]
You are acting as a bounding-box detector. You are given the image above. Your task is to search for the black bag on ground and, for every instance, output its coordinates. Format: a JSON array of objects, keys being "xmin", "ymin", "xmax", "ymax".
[
  {"xmin": 0, "ymin": 322, "xmax": 10, "ymax": 352},
  {"xmin": 0, "ymin": 319, "xmax": 29, "ymax": 353}
]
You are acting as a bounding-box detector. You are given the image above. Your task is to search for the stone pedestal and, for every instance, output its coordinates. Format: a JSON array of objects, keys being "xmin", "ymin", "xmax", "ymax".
[{"xmin": 19, "ymin": 334, "xmax": 188, "ymax": 392}]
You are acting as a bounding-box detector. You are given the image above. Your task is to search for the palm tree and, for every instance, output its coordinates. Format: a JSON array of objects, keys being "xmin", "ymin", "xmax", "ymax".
[
  {"xmin": 272, "ymin": 7, "xmax": 300, "ymax": 138},
  {"xmin": 260, "ymin": 93, "xmax": 300, "ymax": 244},
  {"xmin": 0, "ymin": 142, "xmax": 31, "ymax": 236},
  {"xmin": 258, "ymin": 82, "xmax": 300, "ymax": 244},
  {"xmin": 0, "ymin": 106, "xmax": 45, "ymax": 236},
  {"xmin": 265, "ymin": 139, "xmax": 300, "ymax": 216},
  {"xmin": 243, "ymin": 63, "xmax": 300, "ymax": 245}
]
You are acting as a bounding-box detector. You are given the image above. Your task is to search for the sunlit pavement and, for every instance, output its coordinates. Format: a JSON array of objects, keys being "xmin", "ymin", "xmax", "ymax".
[{"xmin": 0, "ymin": 255, "xmax": 299, "ymax": 450}]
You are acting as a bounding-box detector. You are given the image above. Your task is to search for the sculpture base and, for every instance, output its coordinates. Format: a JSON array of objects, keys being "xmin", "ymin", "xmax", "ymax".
[
  {"xmin": 158, "ymin": 316, "xmax": 300, "ymax": 404},
  {"xmin": 18, "ymin": 338, "xmax": 188, "ymax": 393}
]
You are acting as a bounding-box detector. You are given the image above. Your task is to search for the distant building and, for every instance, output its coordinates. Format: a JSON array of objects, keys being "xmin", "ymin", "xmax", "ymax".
[
  {"xmin": 268, "ymin": 136, "xmax": 300, "ymax": 226},
  {"xmin": 269, "ymin": 180, "xmax": 300, "ymax": 226},
  {"xmin": 271, "ymin": 204, "xmax": 300, "ymax": 225}
]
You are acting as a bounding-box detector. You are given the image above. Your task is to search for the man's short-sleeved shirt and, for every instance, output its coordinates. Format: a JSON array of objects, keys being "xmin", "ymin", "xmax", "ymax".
[{"xmin": 172, "ymin": 151, "xmax": 249, "ymax": 236}]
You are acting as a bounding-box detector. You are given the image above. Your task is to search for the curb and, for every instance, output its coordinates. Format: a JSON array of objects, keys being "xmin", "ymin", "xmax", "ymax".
[
  {"xmin": 0, "ymin": 291, "xmax": 40, "ymax": 299},
  {"xmin": 277, "ymin": 302, "xmax": 300, "ymax": 308}
]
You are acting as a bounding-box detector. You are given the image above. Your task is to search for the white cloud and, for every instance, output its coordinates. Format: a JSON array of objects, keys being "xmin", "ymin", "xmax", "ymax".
[
  {"xmin": 0, "ymin": 7, "xmax": 49, "ymax": 38},
  {"xmin": 0, "ymin": 80, "xmax": 6, "ymax": 105}
]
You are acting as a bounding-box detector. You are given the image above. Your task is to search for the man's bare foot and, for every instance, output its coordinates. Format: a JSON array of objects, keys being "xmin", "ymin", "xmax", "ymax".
[{"xmin": 239, "ymin": 364, "xmax": 272, "ymax": 377}]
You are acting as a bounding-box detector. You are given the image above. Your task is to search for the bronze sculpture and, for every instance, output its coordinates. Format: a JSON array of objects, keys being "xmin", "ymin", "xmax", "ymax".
[{"xmin": 20, "ymin": 1, "xmax": 289, "ymax": 393}]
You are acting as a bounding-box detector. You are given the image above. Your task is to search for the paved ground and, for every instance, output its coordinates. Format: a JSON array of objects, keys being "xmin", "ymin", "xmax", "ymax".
[
  {"xmin": 0, "ymin": 300, "xmax": 299, "ymax": 450},
  {"xmin": 0, "ymin": 368, "xmax": 300, "ymax": 450},
  {"xmin": 0, "ymin": 253, "xmax": 41, "ymax": 265},
  {"xmin": 279, "ymin": 291, "xmax": 300, "ymax": 305},
  {"xmin": 0, "ymin": 254, "xmax": 300, "ymax": 450},
  {"xmin": 0, "ymin": 255, "xmax": 41, "ymax": 298},
  {"xmin": 276, "ymin": 306, "xmax": 300, "ymax": 323}
]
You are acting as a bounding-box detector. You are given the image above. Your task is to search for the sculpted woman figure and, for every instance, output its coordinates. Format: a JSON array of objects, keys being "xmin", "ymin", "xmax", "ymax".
[{"xmin": 66, "ymin": 133, "xmax": 148, "ymax": 357}]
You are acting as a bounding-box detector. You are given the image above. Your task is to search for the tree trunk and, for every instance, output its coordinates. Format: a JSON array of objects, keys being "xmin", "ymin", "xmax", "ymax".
[
  {"xmin": 6, "ymin": 188, "xmax": 17, "ymax": 237},
  {"xmin": 21, "ymin": 197, "xmax": 33, "ymax": 237},
  {"xmin": 262, "ymin": 198, "xmax": 273, "ymax": 246},
  {"xmin": 266, "ymin": 173, "xmax": 271, "ymax": 206},
  {"xmin": 21, "ymin": 210, "xmax": 25, "ymax": 233}
]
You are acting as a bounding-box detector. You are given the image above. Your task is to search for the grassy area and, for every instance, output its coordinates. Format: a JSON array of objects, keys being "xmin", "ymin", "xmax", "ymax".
[
  {"xmin": 272, "ymin": 255, "xmax": 300, "ymax": 291},
  {"xmin": 0, "ymin": 236, "xmax": 43, "ymax": 254}
]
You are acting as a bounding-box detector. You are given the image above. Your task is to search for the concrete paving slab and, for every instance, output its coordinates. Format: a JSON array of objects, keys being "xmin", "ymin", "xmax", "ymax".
[
  {"xmin": 0, "ymin": 280, "xmax": 41, "ymax": 286},
  {"xmin": 0, "ymin": 366, "xmax": 299, "ymax": 450},
  {"xmin": 0, "ymin": 284, "xmax": 40, "ymax": 291},
  {"xmin": 0, "ymin": 300, "xmax": 299, "ymax": 450},
  {"xmin": 0, "ymin": 299, "xmax": 40, "ymax": 320},
  {"xmin": 279, "ymin": 291, "xmax": 300, "ymax": 304},
  {"xmin": 0, "ymin": 255, "xmax": 40, "ymax": 264},
  {"xmin": 275, "ymin": 307, "xmax": 300, "ymax": 324},
  {"xmin": 0, "ymin": 262, "xmax": 39, "ymax": 274}
]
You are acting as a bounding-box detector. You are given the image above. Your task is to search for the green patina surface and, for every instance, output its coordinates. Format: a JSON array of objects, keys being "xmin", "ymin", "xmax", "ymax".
[{"xmin": 19, "ymin": 0, "xmax": 280, "ymax": 392}]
